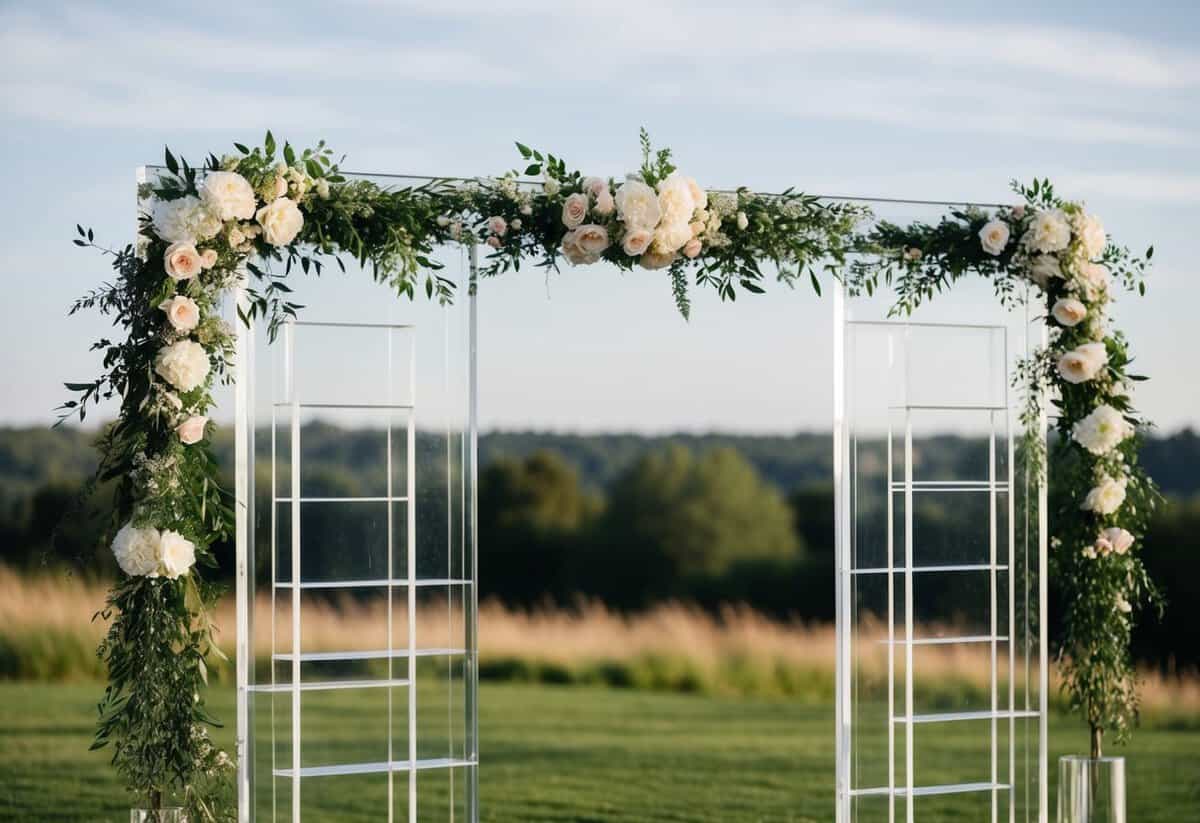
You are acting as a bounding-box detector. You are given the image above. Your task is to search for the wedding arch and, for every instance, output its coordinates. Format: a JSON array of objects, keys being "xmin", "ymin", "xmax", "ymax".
[{"xmin": 65, "ymin": 132, "xmax": 1159, "ymax": 822}]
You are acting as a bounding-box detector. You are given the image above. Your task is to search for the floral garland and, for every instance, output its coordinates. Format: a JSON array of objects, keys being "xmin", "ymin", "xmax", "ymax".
[
  {"xmin": 64, "ymin": 135, "xmax": 1155, "ymax": 815},
  {"xmin": 850, "ymin": 178, "xmax": 1159, "ymax": 759}
]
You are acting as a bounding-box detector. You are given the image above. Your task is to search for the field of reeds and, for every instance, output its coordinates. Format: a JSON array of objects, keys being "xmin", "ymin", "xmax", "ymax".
[{"xmin": 2, "ymin": 565, "xmax": 1197, "ymax": 726}]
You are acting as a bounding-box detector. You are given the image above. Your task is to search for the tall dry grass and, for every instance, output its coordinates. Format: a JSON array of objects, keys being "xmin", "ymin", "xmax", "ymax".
[{"xmin": 2, "ymin": 565, "xmax": 1197, "ymax": 723}]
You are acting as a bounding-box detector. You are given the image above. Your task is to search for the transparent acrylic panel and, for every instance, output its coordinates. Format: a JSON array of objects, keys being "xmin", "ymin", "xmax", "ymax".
[
  {"xmin": 836, "ymin": 215, "xmax": 1046, "ymax": 822},
  {"xmin": 239, "ymin": 192, "xmax": 477, "ymax": 821}
]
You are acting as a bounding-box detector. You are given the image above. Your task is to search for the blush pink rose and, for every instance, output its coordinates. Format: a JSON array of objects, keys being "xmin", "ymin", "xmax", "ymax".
[
  {"xmin": 176, "ymin": 415, "xmax": 208, "ymax": 445},
  {"xmin": 164, "ymin": 242, "xmax": 203, "ymax": 281}
]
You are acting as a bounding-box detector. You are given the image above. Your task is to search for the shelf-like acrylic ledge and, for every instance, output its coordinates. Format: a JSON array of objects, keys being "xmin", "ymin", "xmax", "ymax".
[
  {"xmin": 889, "ymin": 482, "xmax": 1010, "ymax": 493},
  {"xmin": 273, "ymin": 496, "xmax": 410, "ymax": 504},
  {"xmin": 273, "ymin": 578, "xmax": 471, "ymax": 589},
  {"xmin": 878, "ymin": 634, "xmax": 1007, "ymax": 646},
  {"xmin": 246, "ymin": 678, "xmax": 410, "ymax": 693},
  {"xmin": 274, "ymin": 757, "xmax": 475, "ymax": 779},
  {"xmin": 850, "ymin": 781, "xmax": 1010, "ymax": 798},
  {"xmin": 893, "ymin": 709, "xmax": 1040, "ymax": 724},
  {"xmin": 272, "ymin": 648, "xmax": 466, "ymax": 663},
  {"xmin": 851, "ymin": 564, "xmax": 1008, "ymax": 575}
]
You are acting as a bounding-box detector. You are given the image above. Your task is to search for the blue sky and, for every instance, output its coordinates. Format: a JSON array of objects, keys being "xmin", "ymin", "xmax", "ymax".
[{"xmin": 1, "ymin": 0, "xmax": 1198, "ymax": 433}]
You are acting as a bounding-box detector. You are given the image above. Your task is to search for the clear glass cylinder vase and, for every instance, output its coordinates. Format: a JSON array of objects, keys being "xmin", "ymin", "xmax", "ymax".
[
  {"xmin": 1058, "ymin": 755, "xmax": 1125, "ymax": 823},
  {"xmin": 131, "ymin": 809, "xmax": 186, "ymax": 823}
]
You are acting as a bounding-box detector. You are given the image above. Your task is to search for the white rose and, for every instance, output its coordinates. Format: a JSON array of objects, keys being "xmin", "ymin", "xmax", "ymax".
[
  {"xmin": 639, "ymin": 249, "xmax": 677, "ymax": 270},
  {"xmin": 1028, "ymin": 255, "xmax": 1063, "ymax": 288},
  {"xmin": 614, "ymin": 180, "xmax": 662, "ymax": 230},
  {"xmin": 488, "ymin": 215, "xmax": 508, "ymax": 237},
  {"xmin": 1099, "ymin": 527, "xmax": 1134, "ymax": 556},
  {"xmin": 154, "ymin": 340, "xmax": 211, "ymax": 392},
  {"xmin": 651, "ymin": 220, "xmax": 693, "ymax": 255},
  {"xmin": 622, "ymin": 227, "xmax": 653, "ymax": 256},
  {"xmin": 1057, "ymin": 341, "xmax": 1107, "ymax": 384},
  {"xmin": 510, "ymin": 218, "xmax": 522, "ymax": 230},
  {"xmin": 593, "ymin": 190, "xmax": 615, "ymax": 216},
  {"xmin": 560, "ymin": 230, "xmax": 600, "ymax": 266},
  {"xmin": 152, "ymin": 196, "xmax": 221, "ymax": 245},
  {"xmin": 1081, "ymin": 475, "xmax": 1127, "ymax": 515},
  {"xmin": 1072, "ymin": 404, "xmax": 1133, "ymax": 455},
  {"xmin": 978, "ymin": 220, "xmax": 1011, "ymax": 256},
  {"xmin": 562, "ymin": 193, "xmax": 588, "ymax": 229},
  {"xmin": 200, "ymin": 171, "xmax": 256, "ymax": 221},
  {"xmin": 111, "ymin": 523, "xmax": 162, "ymax": 578},
  {"xmin": 158, "ymin": 295, "xmax": 201, "ymax": 333},
  {"xmin": 315, "ymin": 179, "xmax": 331, "ymax": 199},
  {"xmin": 1024, "ymin": 208, "xmax": 1071, "ymax": 254},
  {"xmin": 1075, "ymin": 212, "xmax": 1106, "ymax": 260},
  {"xmin": 1051, "ymin": 298, "xmax": 1087, "ymax": 327},
  {"xmin": 163, "ymin": 242, "xmax": 203, "ymax": 282},
  {"xmin": 574, "ymin": 224, "xmax": 610, "ymax": 255},
  {"xmin": 159, "ymin": 529, "xmax": 196, "ymax": 580},
  {"xmin": 256, "ymin": 197, "xmax": 304, "ymax": 246},
  {"xmin": 582, "ymin": 177, "xmax": 608, "ymax": 199},
  {"xmin": 176, "ymin": 415, "xmax": 208, "ymax": 445},
  {"xmin": 736, "ymin": 211, "xmax": 749, "ymax": 230},
  {"xmin": 656, "ymin": 173, "xmax": 696, "ymax": 227},
  {"xmin": 682, "ymin": 237, "xmax": 702, "ymax": 259}
]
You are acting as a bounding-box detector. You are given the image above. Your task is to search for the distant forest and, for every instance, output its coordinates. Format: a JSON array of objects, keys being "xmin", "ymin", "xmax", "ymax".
[{"xmin": 1, "ymin": 424, "xmax": 1197, "ymax": 671}]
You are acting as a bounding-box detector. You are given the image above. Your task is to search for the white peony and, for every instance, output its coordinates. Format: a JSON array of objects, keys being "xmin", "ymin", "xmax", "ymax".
[
  {"xmin": 1051, "ymin": 298, "xmax": 1087, "ymax": 327},
  {"xmin": 978, "ymin": 220, "xmax": 1011, "ymax": 256},
  {"xmin": 1096, "ymin": 527, "xmax": 1134, "ymax": 556},
  {"xmin": 622, "ymin": 227, "xmax": 653, "ymax": 256},
  {"xmin": 1081, "ymin": 474, "xmax": 1127, "ymax": 515},
  {"xmin": 1057, "ymin": 341, "xmax": 1107, "ymax": 384},
  {"xmin": 159, "ymin": 295, "xmax": 201, "ymax": 333},
  {"xmin": 152, "ymin": 196, "xmax": 221, "ymax": 245},
  {"xmin": 657, "ymin": 173, "xmax": 696, "ymax": 227},
  {"xmin": 159, "ymin": 529, "xmax": 196, "ymax": 579},
  {"xmin": 176, "ymin": 415, "xmax": 208, "ymax": 445},
  {"xmin": 1028, "ymin": 254, "xmax": 1063, "ymax": 288},
  {"xmin": 163, "ymin": 242, "xmax": 203, "ymax": 282},
  {"xmin": 1075, "ymin": 211, "xmax": 1106, "ymax": 260},
  {"xmin": 614, "ymin": 180, "xmax": 662, "ymax": 230},
  {"xmin": 685, "ymin": 177, "xmax": 707, "ymax": 211},
  {"xmin": 255, "ymin": 197, "xmax": 304, "ymax": 246},
  {"xmin": 111, "ymin": 523, "xmax": 162, "ymax": 578},
  {"xmin": 573, "ymin": 224, "xmax": 610, "ymax": 255},
  {"xmin": 651, "ymin": 220, "xmax": 693, "ymax": 255},
  {"xmin": 1024, "ymin": 208, "xmax": 1071, "ymax": 254},
  {"xmin": 1072, "ymin": 404, "xmax": 1133, "ymax": 455},
  {"xmin": 155, "ymin": 340, "xmax": 211, "ymax": 392},
  {"xmin": 200, "ymin": 171, "xmax": 256, "ymax": 221},
  {"xmin": 562, "ymin": 193, "xmax": 588, "ymax": 229}
]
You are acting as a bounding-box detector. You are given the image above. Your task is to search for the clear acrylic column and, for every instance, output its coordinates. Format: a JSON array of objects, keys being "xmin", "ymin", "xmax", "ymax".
[
  {"xmin": 833, "ymin": 279, "xmax": 1047, "ymax": 823},
  {"xmin": 235, "ymin": 266, "xmax": 478, "ymax": 821}
]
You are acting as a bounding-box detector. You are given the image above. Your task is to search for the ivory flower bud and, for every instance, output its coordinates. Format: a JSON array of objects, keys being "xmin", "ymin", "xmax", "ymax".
[{"xmin": 256, "ymin": 197, "xmax": 304, "ymax": 246}]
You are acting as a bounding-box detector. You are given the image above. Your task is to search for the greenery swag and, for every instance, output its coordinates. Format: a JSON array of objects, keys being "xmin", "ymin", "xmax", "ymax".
[{"xmin": 64, "ymin": 132, "xmax": 1157, "ymax": 816}]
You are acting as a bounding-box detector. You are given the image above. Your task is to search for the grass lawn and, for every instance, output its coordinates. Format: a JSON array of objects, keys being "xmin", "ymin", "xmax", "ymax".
[{"xmin": 0, "ymin": 681, "xmax": 1197, "ymax": 822}]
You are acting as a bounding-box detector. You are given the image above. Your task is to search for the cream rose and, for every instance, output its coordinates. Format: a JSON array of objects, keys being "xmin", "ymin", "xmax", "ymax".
[
  {"xmin": 200, "ymin": 171, "xmax": 256, "ymax": 221},
  {"xmin": 1057, "ymin": 342, "xmax": 1107, "ymax": 384},
  {"xmin": 560, "ymin": 230, "xmax": 599, "ymax": 266},
  {"xmin": 574, "ymin": 224, "xmax": 610, "ymax": 256},
  {"xmin": 159, "ymin": 529, "xmax": 196, "ymax": 579},
  {"xmin": 1072, "ymin": 404, "xmax": 1133, "ymax": 455},
  {"xmin": 163, "ymin": 242, "xmax": 203, "ymax": 282},
  {"xmin": 1081, "ymin": 475, "xmax": 1127, "ymax": 515},
  {"xmin": 657, "ymin": 173, "xmax": 696, "ymax": 226},
  {"xmin": 1098, "ymin": 527, "xmax": 1134, "ymax": 556},
  {"xmin": 1075, "ymin": 212, "xmax": 1106, "ymax": 260},
  {"xmin": 1051, "ymin": 298, "xmax": 1087, "ymax": 327},
  {"xmin": 562, "ymin": 193, "xmax": 588, "ymax": 229},
  {"xmin": 200, "ymin": 249, "xmax": 218, "ymax": 269},
  {"xmin": 622, "ymin": 227, "xmax": 653, "ymax": 256},
  {"xmin": 682, "ymin": 237, "xmax": 702, "ymax": 259},
  {"xmin": 176, "ymin": 415, "xmax": 209, "ymax": 445},
  {"xmin": 1024, "ymin": 209, "xmax": 1071, "ymax": 254},
  {"xmin": 159, "ymin": 295, "xmax": 200, "ymax": 333},
  {"xmin": 978, "ymin": 220, "xmax": 1011, "ymax": 256},
  {"xmin": 154, "ymin": 340, "xmax": 211, "ymax": 392},
  {"xmin": 256, "ymin": 197, "xmax": 304, "ymax": 246},
  {"xmin": 111, "ymin": 523, "xmax": 161, "ymax": 578},
  {"xmin": 615, "ymin": 180, "xmax": 662, "ymax": 230}
]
